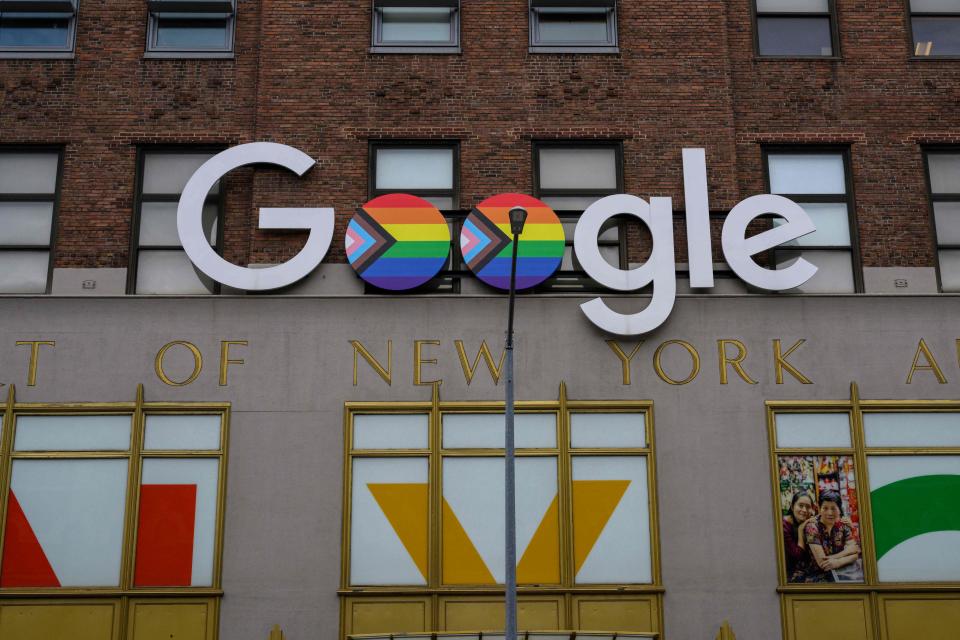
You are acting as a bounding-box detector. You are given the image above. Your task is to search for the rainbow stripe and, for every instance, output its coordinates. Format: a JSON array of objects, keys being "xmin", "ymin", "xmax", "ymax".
[
  {"xmin": 347, "ymin": 194, "xmax": 450, "ymax": 291},
  {"xmin": 464, "ymin": 193, "xmax": 564, "ymax": 290}
]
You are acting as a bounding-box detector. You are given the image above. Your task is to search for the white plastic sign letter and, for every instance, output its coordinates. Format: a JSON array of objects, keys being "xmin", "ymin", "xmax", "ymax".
[
  {"xmin": 575, "ymin": 195, "xmax": 677, "ymax": 335},
  {"xmin": 683, "ymin": 148, "xmax": 714, "ymax": 288},
  {"xmin": 177, "ymin": 142, "xmax": 335, "ymax": 290},
  {"xmin": 721, "ymin": 194, "xmax": 817, "ymax": 291}
]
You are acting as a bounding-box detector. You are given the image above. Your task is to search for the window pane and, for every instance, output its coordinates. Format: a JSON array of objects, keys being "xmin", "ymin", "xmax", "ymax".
[
  {"xmin": 776, "ymin": 250, "xmax": 855, "ymax": 293},
  {"xmin": 15, "ymin": 415, "xmax": 131, "ymax": 452},
  {"xmin": 928, "ymin": 154, "xmax": 960, "ymax": 194},
  {"xmin": 2, "ymin": 459, "xmax": 128, "ymax": 587},
  {"xmin": 0, "ymin": 202, "xmax": 54, "ymax": 246},
  {"xmin": 443, "ymin": 457, "xmax": 559, "ymax": 584},
  {"xmin": 423, "ymin": 195, "xmax": 454, "ymax": 210},
  {"xmin": 777, "ymin": 455, "xmax": 863, "ymax": 583},
  {"xmin": 351, "ymin": 457, "xmax": 428, "ymax": 585},
  {"xmin": 913, "ymin": 17, "xmax": 960, "ymax": 56},
  {"xmin": 544, "ymin": 195, "xmax": 602, "ymax": 211},
  {"xmin": 0, "ymin": 17, "xmax": 70, "ymax": 48},
  {"xmin": 139, "ymin": 201, "xmax": 218, "ymax": 246},
  {"xmin": 864, "ymin": 413, "xmax": 960, "ymax": 447},
  {"xmin": 934, "ymin": 201, "xmax": 960, "ymax": 244},
  {"xmin": 380, "ymin": 8, "xmax": 453, "ymax": 43},
  {"xmin": 144, "ymin": 415, "xmax": 221, "ymax": 451},
  {"xmin": 135, "ymin": 458, "xmax": 219, "ymax": 587},
  {"xmin": 868, "ymin": 456, "xmax": 960, "ymax": 582},
  {"xmin": 136, "ymin": 250, "xmax": 215, "ymax": 294},
  {"xmin": 142, "ymin": 154, "xmax": 218, "ymax": 195},
  {"xmin": 938, "ymin": 249, "xmax": 960, "ymax": 291},
  {"xmin": 442, "ymin": 413, "xmax": 557, "ymax": 449},
  {"xmin": 769, "ymin": 154, "xmax": 846, "ymax": 194},
  {"xmin": 571, "ymin": 413, "xmax": 646, "ymax": 448},
  {"xmin": 536, "ymin": 11, "xmax": 610, "ymax": 44},
  {"xmin": 775, "ymin": 413, "xmax": 851, "ymax": 448},
  {"xmin": 758, "ymin": 17, "xmax": 832, "ymax": 56},
  {"xmin": 539, "ymin": 147, "xmax": 617, "ymax": 191},
  {"xmin": 0, "ymin": 251, "xmax": 49, "ymax": 293},
  {"xmin": 773, "ymin": 203, "xmax": 851, "ymax": 247},
  {"xmin": 757, "ymin": 0, "xmax": 829, "ymax": 10},
  {"xmin": 0, "ymin": 153, "xmax": 58, "ymax": 194},
  {"xmin": 911, "ymin": 0, "xmax": 960, "ymax": 11},
  {"xmin": 353, "ymin": 414, "xmax": 429, "ymax": 450},
  {"xmin": 572, "ymin": 456, "xmax": 651, "ymax": 584},
  {"xmin": 375, "ymin": 148, "xmax": 454, "ymax": 190},
  {"xmin": 156, "ymin": 18, "xmax": 229, "ymax": 49}
]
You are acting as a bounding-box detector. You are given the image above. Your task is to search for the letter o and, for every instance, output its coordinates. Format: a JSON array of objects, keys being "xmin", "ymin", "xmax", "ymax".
[
  {"xmin": 653, "ymin": 340, "xmax": 701, "ymax": 385},
  {"xmin": 155, "ymin": 341, "xmax": 203, "ymax": 387}
]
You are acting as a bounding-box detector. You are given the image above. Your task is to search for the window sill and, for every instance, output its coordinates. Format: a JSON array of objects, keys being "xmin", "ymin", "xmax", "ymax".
[
  {"xmin": 910, "ymin": 55, "xmax": 960, "ymax": 60},
  {"xmin": 143, "ymin": 50, "xmax": 235, "ymax": 59},
  {"xmin": 754, "ymin": 55, "xmax": 842, "ymax": 61},
  {"xmin": 529, "ymin": 46, "xmax": 619, "ymax": 54},
  {"xmin": 0, "ymin": 51, "xmax": 74, "ymax": 59},
  {"xmin": 369, "ymin": 46, "xmax": 461, "ymax": 54}
]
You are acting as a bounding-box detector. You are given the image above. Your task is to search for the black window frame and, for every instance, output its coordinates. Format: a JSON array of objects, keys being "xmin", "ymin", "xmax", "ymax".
[
  {"xmin": 0, "ymin": 0, "xmax": 79, "ymax": 58},
  {"xmin": 907, "ymin": 0, "xmax": 960, "ymax": 59},
  {"xmin": 762, "ymin": 145, "xmax": 863, "ymax": 294},
  {"xmin": 532, "ymin": 140, "xmax": 625, "ymax": 292},
  {"xmin": 370, "ymin": 0, "xmax": 460, "ymax": 54},
  {"xmin": 128, "ymin": 146, "xmax": 226, "ymax": 295},
  {"xmin": 144, "ymin": 0, "xmax": 236, "ymax": 59},
  {"xmin": 0, "ymin": 145, "xmax": 62, "ymax": 295},
  {"xmin": 923, "ymin": 146, "xmax": 960, "ymax": 292},
  {"xmin": 752, "ymin": 0, "xmax": 840, "ymax": 59},
  {"xmin": 529, "ymin": 0, "xmax": 618, "ymax": 54},
  {"xmin": 367, "ymin": 140, "xmax": 463, "ymax": 294}
]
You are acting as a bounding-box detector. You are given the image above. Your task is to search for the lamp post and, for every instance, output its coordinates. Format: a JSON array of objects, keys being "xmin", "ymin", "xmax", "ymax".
[{"xmin": 504, "ymin": 206, "xmax": 527, "ymax": 640}]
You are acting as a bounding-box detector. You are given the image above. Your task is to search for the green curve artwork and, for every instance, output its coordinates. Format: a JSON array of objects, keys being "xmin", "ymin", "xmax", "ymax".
[{"xmin": 870, "ymin": 474, "xmax": 960, "ymax": 559}]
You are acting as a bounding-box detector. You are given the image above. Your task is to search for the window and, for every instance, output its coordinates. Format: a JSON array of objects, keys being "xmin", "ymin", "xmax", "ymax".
[
  {"xmin": 529, "ymin": 0, "xmax": 618, "ymax": 52},
  {"xmin": 910, "ymin": 0, "xmax": 960, "ymax": 57},
  {"xmin": 371, "ymin": 0, "xmax": 460, "ymax": 53},
  {"xmin": 925, "ymin": 150, "xmax": 960, "ymax": 291},
  {"xmin": 534, "ymin": 142, "xmax": 623, "ymax": 290},
  {"xmin": 0, "ymin": 149, "xmax": 60, "ymax": 294},
  {"xmin": 130, "ymin": 150, "xmax": 222, "ymax": 294},
  {"xmin": 765, "ymin": 149, "xmax": 860, "ymax": 293},
  {"xmin": 768, "ymin": 396, "xmax": 960, "ymax": 637},
  {"xmin": 145, "ymin": 0, "xmax": 236, "ymax": 57},
  {"xmin": 368, "ymin": 142, "xmax": 460, "ymax": 292},
  {"xmin": 0, "ymin": 393, "xmax": 228, "ymax": 639},
  {"xmin": 341, "ymin": 394, "xmax": 662, "ymax": 638},
  {"xmin": 0, "ymin": 0, "xmax": 78, "ymax": 57},
  {"xmin": 754, "ymin": 0, "xmax": 837, "ymax": 57}
]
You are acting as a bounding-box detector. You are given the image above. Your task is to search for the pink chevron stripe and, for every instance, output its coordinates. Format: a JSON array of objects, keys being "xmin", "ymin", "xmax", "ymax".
[
  {"xmin": 346, "ymin": 228, "xmax": 363, "ymax": 257},
  {"xmin": 460, "ymin": 226, "xmax": 480, "ymax": 254}
]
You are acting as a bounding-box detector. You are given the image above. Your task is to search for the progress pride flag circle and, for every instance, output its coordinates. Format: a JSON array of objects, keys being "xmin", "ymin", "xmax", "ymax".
[{"xmin": 463, "ymin": 194, "xmax": 564, "ymax": 290}]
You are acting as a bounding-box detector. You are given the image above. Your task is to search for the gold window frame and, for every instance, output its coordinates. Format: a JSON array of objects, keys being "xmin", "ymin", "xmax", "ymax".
[
  {"xmin": 340, "ymin": 384, "xmax": 663, "ymax": 638},
  {"xmin": 767, "ymin": 383, "xmax": 960, "ymax": 640},
  {"xmin": 0, "ymin": 384, "xmax": 229, "ymax": 640}
]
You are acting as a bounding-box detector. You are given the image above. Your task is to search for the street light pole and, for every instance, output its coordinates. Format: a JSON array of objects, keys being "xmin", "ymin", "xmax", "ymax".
[{"xmin": 504, "ymin": 206, "xmax": 527, "ymax": 640}]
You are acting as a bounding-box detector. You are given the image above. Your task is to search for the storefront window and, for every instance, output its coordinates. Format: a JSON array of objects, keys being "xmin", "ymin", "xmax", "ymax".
[
  {"xmin": 341, "ymin": 394, "xmax": 662, "ymax": 638},
  {"xmin": 768, "ymin": 395, "xmax": 960, "ymax": 639},
  {"xmin": 0, "ymin": 392, "xmax": 228, "ymax": 639}
]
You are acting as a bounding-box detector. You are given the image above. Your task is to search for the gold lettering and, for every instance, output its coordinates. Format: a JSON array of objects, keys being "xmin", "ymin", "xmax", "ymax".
[
  {"xmin": 773, "ymin": 339, "xmax": 812, "ymax": 385},
  {"xmin": 155, "ymin": 341, "xmax": 203, "ymax": 387},
  {"xmin": 455, "ymin": 340, "xmax": 505, "ymax": 385},
  {"xmin": 718, "ymin": 339, "xmax": 758, "ymax": 385},
  {"xmin": 414, "ymin": 340, "xmax": 442, "ymax": 386},
  {"xmin": 907, "ymin": 338, "xmax": 947, "ymax": 384},
  {"xmin": 219, "ymin": 340, "xmax": 248, "ymax": 386},
  {"xmin": 606, "ymin": 340, "xmax": 644, "ymax": 385},
  {"xmin": 351, "ymin": 340, "xmax": 392, "ymax": 386},
  {"xmin": 653, "ymin": 340, "xmax": 701, "ymax": 385},
  {"xmin": 16, "ymin": 340, "xmax": 55, "ymax": 387}
]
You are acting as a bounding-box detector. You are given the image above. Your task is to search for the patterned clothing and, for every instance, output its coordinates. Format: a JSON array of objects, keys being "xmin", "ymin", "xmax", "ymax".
[{"xmin": 788, "ymin": 518, "xmax": 856, "ymax": 583}]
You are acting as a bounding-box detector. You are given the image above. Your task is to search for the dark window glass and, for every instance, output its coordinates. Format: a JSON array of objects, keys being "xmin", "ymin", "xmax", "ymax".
[
  {"xmin": 155, "ymin": 18, "xmax": 230, "ymax": 48},
  {"xmin": 912, "ymin": 16, "xmax": 960, "ymax": 56},
  {"xmin": 757, "ymin": 16, "xmax": 833, "ymax": 56},
  {"xmin": 0, "ymin": 18, "xmax": 70, "ymax": 47}
]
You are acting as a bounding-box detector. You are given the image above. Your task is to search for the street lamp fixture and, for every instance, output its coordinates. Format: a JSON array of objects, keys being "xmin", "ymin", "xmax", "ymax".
[{"xmin": 504, "ymin": 205, "xmax": 527, "ymax": 640}]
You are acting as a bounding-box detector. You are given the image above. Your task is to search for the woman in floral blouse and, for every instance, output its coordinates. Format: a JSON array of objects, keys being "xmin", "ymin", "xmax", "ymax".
[{"xmin": 789, "ymin": 491, "xmax": 862, "ymax": 583}]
